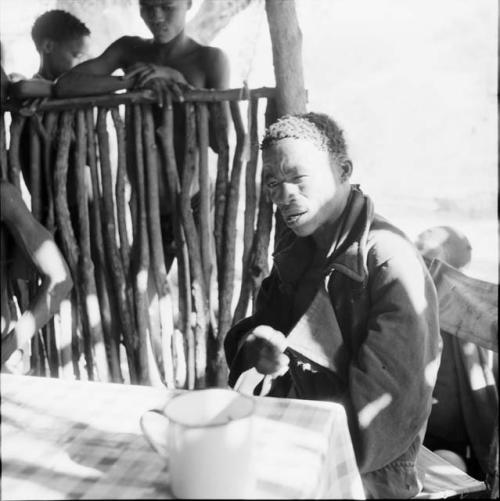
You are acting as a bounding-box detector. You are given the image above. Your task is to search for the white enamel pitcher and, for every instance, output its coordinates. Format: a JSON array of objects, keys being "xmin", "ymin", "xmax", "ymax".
[{"xmin": 140, "ymin": 388, "xmax": 256, "ymax": 499}]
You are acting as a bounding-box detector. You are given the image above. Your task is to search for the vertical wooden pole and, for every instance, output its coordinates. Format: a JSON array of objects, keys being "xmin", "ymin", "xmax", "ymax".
[
  {"xmin": 96, "ymin": 108, "xmax": 138, "ymax": 384},
  {"xmin": 75, "ymin": 110, "xmax": 110, "ymax": 382},
  {"xmin": 157, "ymin": 94, "xmax": 191, "ymax": 389},
  {"xmin": 0, "ymin": 113, "xmax": 8, "ymax": 180},
  {"xmin": 8, "ymin": 115, "xmax": 26, "ymax": 190},
  {"xmin": 131, "ymin": 104, "xmax": 156, "ymax": 386},
  {"xmin": 142, "ymin": 103, "xmax": 175, "ymax": 387},
  {"xmin": 29, "ymin": 118, "xmax": 42, "ymax": 220},
  {"xmin": 211, "ymin": 102, "xmax": 230, "ymax": 283},
  {"xmin": 216, "ymin": 101, "xmax": 247, "ymax": 385},
  {"xmin": 181, "ymin": 103, "xmax": 208, "ymax": 388},
  {"xmin": 265, "ymin": 0, "xmax": 307, "ymax": 116},
  {"xmin": 86, "ymin": 108, "xmax": 123, "ymax": 382},
  {"xmin": 111, "ymin": 108, "xmax": 132, "ymax": 276},
  {"xmin": 41, "ymin": 112, "xmax": 57, "ymax": 232},
  {"xmin": 53, "ymin": 111, "xmax": 90, "ymax": 379},
  {"xmin": 196, "ymin": 103, "xmax": 212, "ymax": 302},
  {"xmin": 233, "ymin": 96, "xmax": 259, "ymax": 324},
  {"xmin": 249, "ymin": 99, "xmax": 277, "ymax": 304}
]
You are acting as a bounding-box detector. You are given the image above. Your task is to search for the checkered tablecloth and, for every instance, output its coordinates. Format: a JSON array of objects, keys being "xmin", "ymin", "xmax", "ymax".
[{"xmin": 1, "ymin": 374, "xmax": 365, "ymax": 499}]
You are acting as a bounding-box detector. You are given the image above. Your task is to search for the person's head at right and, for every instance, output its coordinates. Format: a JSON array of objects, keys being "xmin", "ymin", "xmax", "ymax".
[
  {"xmin": 139, "ymin": 0, "xmax": 192, "ymax": 44},
  {"xmin": 261, "ymin": 112, "xmax": 353, "ymax": 241},
  {"xmin": 415, "ymin": 226, "xmax": 472, "ymax": 270},
  {"xmin": 31, "ymin": 10, "xmax": 90, "ymax": 80}
]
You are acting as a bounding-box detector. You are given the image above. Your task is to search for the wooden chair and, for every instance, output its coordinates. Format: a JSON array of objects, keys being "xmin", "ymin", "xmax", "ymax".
[
  {"xmin": 416, "ymin": 446, "xmax": 487, "ymax": 499},
  {"xmin": 415, "ymin": 258, "xmax": 498, "ymax": 499}
]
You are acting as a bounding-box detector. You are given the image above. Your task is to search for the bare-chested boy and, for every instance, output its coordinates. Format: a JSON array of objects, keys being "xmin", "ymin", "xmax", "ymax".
[
  {"xmin": 54, "ymin": 0, "xmax": 229, "ymax": 98},
  {"xmin": 55, "ymin": 0, "xmax": 229, "ymax": 271}
]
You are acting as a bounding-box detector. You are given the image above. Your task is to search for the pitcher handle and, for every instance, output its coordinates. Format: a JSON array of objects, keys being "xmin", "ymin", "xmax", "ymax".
[{"xmin": 140, "ymin": 409, "xmax": 170, "ymax": 459}]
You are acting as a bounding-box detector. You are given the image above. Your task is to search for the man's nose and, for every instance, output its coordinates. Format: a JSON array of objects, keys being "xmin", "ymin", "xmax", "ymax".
[{"xmin": 275, "ymin": 182, "xmax": 298, "ymax": 205}]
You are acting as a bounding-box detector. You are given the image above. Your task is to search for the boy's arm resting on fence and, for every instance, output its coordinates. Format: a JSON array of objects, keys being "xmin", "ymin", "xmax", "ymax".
[
  {"xmin": 1, "ymin": 182, "xmax": 73, "ymax": 365},
  {"xmin": 9, "ymin": 79, "xmax": 54, "ymax": 100},
  {"xmin": 54, "ymin": 37, "xmax": 135, "ymax": 98}
]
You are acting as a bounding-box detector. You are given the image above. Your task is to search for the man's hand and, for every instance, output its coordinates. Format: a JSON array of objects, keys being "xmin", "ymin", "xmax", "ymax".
[
  {"xmin": 242, "ymin": 325, "xmax": 289, "ymax": 377},
  {"xmin": 124, "ymin": 63, "xmax": 192, "ymax": 103}
]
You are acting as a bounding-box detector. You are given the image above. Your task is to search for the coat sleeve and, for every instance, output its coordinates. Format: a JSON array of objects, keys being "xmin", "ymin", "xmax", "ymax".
[
  {"xmin": 347, "ymin": 232, "xmax": 441, "ymax": 473},
  {"xmin": 224, "ymin": 267, "xmax": 292, "ymax": 387}
]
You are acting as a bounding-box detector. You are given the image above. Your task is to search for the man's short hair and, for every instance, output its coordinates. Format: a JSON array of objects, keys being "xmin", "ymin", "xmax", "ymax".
[
  {"xmin": 261, "ymin": 112, "xmax": 350, "ymax": 165},
  {"xmin": 31, "ymin": 10, "xmax": 90, "ymax": 49}
]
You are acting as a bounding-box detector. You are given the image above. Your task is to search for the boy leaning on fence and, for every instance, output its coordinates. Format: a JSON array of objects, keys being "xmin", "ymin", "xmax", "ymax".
[
  {"xmin": 54, "ymin": 0, "xmax": 230, "ymax": 271},
  {"xmin": 54, "ymin": 0, "xmax": 229, "ymax": 100}
]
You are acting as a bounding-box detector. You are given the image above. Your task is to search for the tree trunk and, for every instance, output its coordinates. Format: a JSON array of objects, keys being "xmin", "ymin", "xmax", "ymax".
[{"xmin": 265, "ymin": 0, "xmax": 307, "ymax": 116}]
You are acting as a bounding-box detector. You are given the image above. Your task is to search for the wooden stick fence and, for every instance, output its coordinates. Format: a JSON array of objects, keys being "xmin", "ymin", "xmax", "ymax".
[{"xmin": 1, "ymin": 87, "xmax": 278, "ymax": 388}]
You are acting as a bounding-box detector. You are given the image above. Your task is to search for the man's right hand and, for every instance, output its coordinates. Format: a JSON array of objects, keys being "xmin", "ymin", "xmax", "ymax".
[{"xmin": 241, "ymin": 325, "xmax": 289, "ymax": 377}]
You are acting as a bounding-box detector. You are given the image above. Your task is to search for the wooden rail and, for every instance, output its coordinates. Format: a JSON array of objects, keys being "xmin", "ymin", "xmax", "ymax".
[{"xmin": 1, "ymin": 87, "xmax": 278, "ymax": 388}]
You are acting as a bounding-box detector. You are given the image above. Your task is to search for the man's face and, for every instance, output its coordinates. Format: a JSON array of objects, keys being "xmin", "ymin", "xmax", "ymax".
[
  {"xmin": 140, "ymin": 0, "xmax": 191, "ymax": 43},
  {"xmin": 262, "ymin": 138, "xmax": 348, "ymax": 238},
  {"xmin": 46, "ymin": 35, "xmax": 90, "ymax": 78}
]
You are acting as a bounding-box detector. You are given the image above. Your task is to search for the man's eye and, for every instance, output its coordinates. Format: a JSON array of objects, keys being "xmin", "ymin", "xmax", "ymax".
[
  {"xmin": 266, "ymin": 180, "xmax": 278, "ymax": 189},
  {"xmin": 293, "ymin": 175, "xmax": 305, "ymax": 182}
]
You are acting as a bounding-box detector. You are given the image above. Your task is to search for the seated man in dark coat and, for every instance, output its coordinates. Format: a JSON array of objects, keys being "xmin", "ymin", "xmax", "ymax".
[{"xmin": 224, "ymin": 112, "xmax": 442, "ymax": 498}]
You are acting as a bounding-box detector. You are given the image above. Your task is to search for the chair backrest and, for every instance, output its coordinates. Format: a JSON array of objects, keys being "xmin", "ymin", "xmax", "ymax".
[
  {"xmin": 425, "ymin": 258, "xmax": 498, "ymax": 498},
  {"xmin": 426, "ymin": 257, "xmax": 498, "ymax": 352},
  {"xmin": 415, "ymin": 446, "xmax": 486, "ymax": 499}
]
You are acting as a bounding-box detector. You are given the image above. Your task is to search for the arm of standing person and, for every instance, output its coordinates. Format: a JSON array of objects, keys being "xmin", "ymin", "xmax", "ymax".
[
  {"xmin": 202, "ymin": 47, "xmax": 230, "ymax": 152},
  {"xmin": 1, "ymin": 181, "xmax": 73, "ymax": 365},
  {"xmin": 53, "ymin": 37, "xmax": 136, "ymax": 97},
  {"xmin": 204, "ymin": 47, "xmax": 230, "ymax": 90}
]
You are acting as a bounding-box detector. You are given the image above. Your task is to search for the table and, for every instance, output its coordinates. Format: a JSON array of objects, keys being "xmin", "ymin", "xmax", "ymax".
[{"xmin": 1, "ymin": 374, "xmax": 365, "ymax": 499}]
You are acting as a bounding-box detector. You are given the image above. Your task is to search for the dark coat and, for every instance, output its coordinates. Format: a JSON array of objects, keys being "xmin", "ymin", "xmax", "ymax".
[{"xmin": 225, "ymin": 187, "xmax": 441, "ymax": 498}]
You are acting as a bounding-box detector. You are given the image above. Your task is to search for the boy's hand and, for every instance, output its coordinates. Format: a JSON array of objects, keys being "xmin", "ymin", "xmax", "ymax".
[
  {"xmin": 19, "ymin": 97, "xmax": 48, "ymax": 117},
  {"xmin": 241, "ymin": 325, "xmax": 289, "ymax": 377},
  {"xmin": 125, "ymin": 63, "xmax": 192, "ymax": 101}
]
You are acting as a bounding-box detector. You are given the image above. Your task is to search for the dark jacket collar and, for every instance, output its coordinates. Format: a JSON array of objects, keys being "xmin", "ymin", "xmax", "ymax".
[{"xmin": 273, "ymin": 186, "xmax": 374, "ymax": 284}]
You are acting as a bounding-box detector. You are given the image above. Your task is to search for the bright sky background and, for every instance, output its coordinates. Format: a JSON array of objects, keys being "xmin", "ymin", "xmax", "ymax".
[{"xmin": 0, "ymin": 0, "xmax": 497, "ymax": 280}]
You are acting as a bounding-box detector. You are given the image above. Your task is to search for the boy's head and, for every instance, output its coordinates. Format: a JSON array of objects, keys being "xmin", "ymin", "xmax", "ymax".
[
  {"xmin": 261, "ymin": 113, "xmax": 353, "ymax": 239},
  {"xmin": 139, "ymin": 0, "xmax": 192, "ymax": 44},
  {"xmin": 31, "ymin": 10, "xmax": 90, "ymax": 79},
  {"xmin": 415, "ymin": 226, "xmax": 472, "ymax": 270}
]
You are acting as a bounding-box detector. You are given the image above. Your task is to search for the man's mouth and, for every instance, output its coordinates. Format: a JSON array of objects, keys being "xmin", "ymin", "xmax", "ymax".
[{"xmin": 283, "ymin": 210, "xmax": 307, "ymax": 225}]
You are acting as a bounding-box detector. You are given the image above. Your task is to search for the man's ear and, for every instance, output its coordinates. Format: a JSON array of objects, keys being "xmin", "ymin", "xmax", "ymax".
[
  {"xmin": 340, "ymin": 160, "xmax": 353, "ymax": 181},
  {"xmin": 39, "ymin": 39, "xmax": 54, "ymax": 55}
]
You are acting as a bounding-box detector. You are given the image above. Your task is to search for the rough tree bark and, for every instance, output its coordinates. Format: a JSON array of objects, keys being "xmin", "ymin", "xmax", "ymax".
[{"xmin": 265, "ymin": 0, "xmax": 307, "ymax": 116}]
